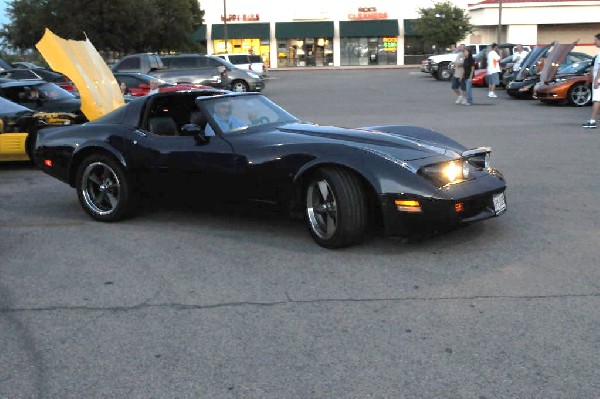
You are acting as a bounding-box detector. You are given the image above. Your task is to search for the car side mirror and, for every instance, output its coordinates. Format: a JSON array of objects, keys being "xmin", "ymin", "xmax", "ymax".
[{"xmin": 181, "ymin": 123, "xmax": 208, "ymax": 144}]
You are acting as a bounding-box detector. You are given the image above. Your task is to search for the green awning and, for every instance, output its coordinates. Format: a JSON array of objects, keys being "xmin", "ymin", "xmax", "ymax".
[
  {"xmin": 339, "ymin": 20, "xmax": 399, "ymax": 38},
  {"xmin": 275, "ymin": 22, "xmax": 334, "ymax": 39},
  {"xmin": 403, "ymin": 19, "xmax": 420, "ymax": 37},
  {"xmin": 190, "ymin": 25, "xmax": 207, "ymax": 41},
  {"xmin": 211, "ymin": 23, "xmax": 270, "ymax": 40}
]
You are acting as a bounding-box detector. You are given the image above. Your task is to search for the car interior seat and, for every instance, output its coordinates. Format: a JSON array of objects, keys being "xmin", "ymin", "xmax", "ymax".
[
  {"xmin": 189, "ymin": 111, "xmax": 208, "ymax": 131},
  {"xmin": 148, "ymin": 116, "xmax": 179, "ymax": 136}
]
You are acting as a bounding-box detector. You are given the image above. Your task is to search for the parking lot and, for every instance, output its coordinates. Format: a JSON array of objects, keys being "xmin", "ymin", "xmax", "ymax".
[{"xmin": 1, "ymin": 68, "xmax": 599, "ymax": 398}]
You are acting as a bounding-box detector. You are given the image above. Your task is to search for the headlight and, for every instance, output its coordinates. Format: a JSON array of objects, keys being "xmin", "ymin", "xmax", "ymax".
[
  {"xmin": 420, "ymin": 160, "xmax": 469, "ymax": 185},
  {"xmin": 554, "ymin": 78, "xmax": 566, "ymax": 82},
  {"xmin": 247, "ymin": 72, "xmax": 260, "ymax": 78}
]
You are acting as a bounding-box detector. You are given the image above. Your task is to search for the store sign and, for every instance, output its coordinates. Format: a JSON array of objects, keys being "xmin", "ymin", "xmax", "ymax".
[
  {"xmin": 382, "ymin": 37, "xmax": 398, "ymax": 51},
  {"xmin": 348, "ymin": 6, "xmax": 388, "ymax": 20},
  {"xmin": 221, "ymin": 14, "xmax": 260, "ymax": 22}
]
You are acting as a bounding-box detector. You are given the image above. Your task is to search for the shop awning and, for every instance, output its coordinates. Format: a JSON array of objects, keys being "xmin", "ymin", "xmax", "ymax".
[
  {"xmin": 190, "ymin": 25, "xmax": 207, "ymax": 42},
  {"xmin": 211, "ymin": 23, "xmax": 270, "ymax": 40},
  {"xmin": 403, "ymin": 19, "xmax": 419, "ymax": 37},
  {"xmin": 275, "ymin": 22, "xmax": 334, "ymax": 39},
  {"xmin": 339, "ymin": 20, "xmax": 399, "ymax": 38}
]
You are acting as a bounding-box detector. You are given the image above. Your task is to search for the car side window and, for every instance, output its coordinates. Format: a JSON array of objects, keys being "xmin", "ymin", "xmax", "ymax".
[
  {"xmin": 229, "ymin": 55, "xmax": 247, "ymax": 65},
  {"xmin": 206, "ymin": 58, "xmax": 222, "ymax": 67},
  {"xmin": 115, "ymin": 57, "xmax": 140, "ymax": 71}
]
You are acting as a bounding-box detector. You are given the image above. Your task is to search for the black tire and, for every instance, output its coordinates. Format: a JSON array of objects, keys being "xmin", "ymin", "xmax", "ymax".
[
  {"xmin": 304, "ymin": 167, "xmax": 367, "ymax": 248},
  {"xmin": 437, "ymin": 64, "xmax": 452, "ymax": 81},
  {"xmin": 567, "ymin": 83, "xmax": 592, "ymax": 107},
  {"xmin": 230, "ymin": 80, "xmax": 249, "ymax": 92},
  {"xmin": 75, "ymin": 154, "xmax": 136, "ymax": 222}
]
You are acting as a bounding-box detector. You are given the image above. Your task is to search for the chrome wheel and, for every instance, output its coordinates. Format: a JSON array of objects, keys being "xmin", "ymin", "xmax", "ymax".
[
  {"xmin": 306, "ymin": 178, "xmax": 338, "ymax": 240},
  {"xmin": 568, "ymin": 84, "xmax": 591, "ymax": 107},
  {"xmin": 81, "ymin": 161, "xmax": 121, "ymax": 216},
  {"xmin": 231, "ymin": 80, "xmax": 249, "ymax": 92}
]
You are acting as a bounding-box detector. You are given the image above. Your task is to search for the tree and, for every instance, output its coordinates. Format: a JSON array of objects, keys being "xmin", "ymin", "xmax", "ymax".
[
  {"xmin": 0, "ymin": 0, "xmax": 205, "ymax": 54},
  {"xmin": 413, "ymin": 1, "xmax": 474, "ymax": 53}
]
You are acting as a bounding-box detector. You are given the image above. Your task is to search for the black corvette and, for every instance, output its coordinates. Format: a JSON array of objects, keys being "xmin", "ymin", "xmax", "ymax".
[{"xmin": 34, "ymin": 90, "xmax": 507, "ymax": 248}]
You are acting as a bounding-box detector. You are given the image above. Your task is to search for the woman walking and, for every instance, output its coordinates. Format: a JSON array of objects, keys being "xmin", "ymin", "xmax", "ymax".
[{"xmin": 463, "ymin": 47, "xmax": 475, "ymax": 106}]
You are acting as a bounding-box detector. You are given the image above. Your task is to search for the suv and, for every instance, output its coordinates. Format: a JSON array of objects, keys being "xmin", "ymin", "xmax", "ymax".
[
  {"xmin": 212, "ymin": 53, "xmax": 267, "ymax": 77},
  {"xmin": 152, "ymin": 54, "xmax": 264, "ymax": 92},
  {"xmin": 428, "ymin": 44, "xmax": 489, "ymax": 80},
  {"xmin": 111, "ymin": 53, "xmax": 164, "ymax": 74}
]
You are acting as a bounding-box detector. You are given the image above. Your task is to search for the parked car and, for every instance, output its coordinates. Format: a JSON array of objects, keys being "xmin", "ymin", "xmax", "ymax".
[
  {"xmin": 470, "ymin": 44, "xmax": 532, "ymax": 87},
  {"xmin": 0, "ymin": 80, "xmax": 83, "ymax": 119},
  {"xmin": 0, "ymin": 68, "xmax": 76, "ymax": 92},
  {"xmin": 507, "ymin": 43, "xmax": 590, "ymax": 99},
  {"xmin": 111, "ymin": 53, "xmax": 165, "ymax": 74},
  {"xmin": 428, "ymin": 44, "xmax": 489, "ymax": 80},
  {"xmin": 533, "ymin": 59, "xmax": 593, "ymax": 107},
  {"xmin": 113, "ymin": 72, "xmax": 209, "ymax": 96},
  {"xmin": 152, "ymin": 54, "xmax": 265, "ymax": 92},
  {"xmin": 11, "ymin": 61, "xmax": 43, "ymax": 69},
  {"xmin": 0, "ymin": 96, "xmax": 78, "ymax": 162},
  {"xmin": 212, "ymin": 53, "xmax": 267, "ymax": 77},
  {"xmin": 0, "ymin": 57, "xmax": 11, "ymax": 71}
]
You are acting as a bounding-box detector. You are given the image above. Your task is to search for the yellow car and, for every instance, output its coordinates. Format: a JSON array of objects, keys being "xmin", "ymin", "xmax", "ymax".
[{"xmin": 0, "ymin": 96, "xmax": 76, "ymax": 162}]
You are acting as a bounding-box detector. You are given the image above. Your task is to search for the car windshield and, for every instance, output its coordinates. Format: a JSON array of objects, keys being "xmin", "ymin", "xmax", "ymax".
[
  {"xmin": 199, "ymin": 94, "xmax": 298, "ymax": 134},
  {"xmin": 35, "ymin": 82, "xmax": 75, "ymax": 100},
  {"xmin": 210, "ymin": 56, "xmax": 236, "ymax": 69},
  {"xmin": 557, "ymin": 61, "xmax": 591, "ymax": 75}
]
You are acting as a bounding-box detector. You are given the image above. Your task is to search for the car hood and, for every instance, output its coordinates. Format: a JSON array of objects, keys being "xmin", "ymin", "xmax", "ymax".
[
  {"xmin": 539, "ymin": 42, "xmax": 577, "ymax": 83},
  {"xmin": 516, "ymin": 43, "xmax": 553, "ymax": 81},
  {"xmin": 35, "ymin": 28, "xmax": 124, "ymax": 121},
  {"xmin": 0, "ymin": 96, "xmax": 33, "ymax": 117},
  {"xmin": 277, "ymin": 123, "xmax": 460, "ymax": 162}
]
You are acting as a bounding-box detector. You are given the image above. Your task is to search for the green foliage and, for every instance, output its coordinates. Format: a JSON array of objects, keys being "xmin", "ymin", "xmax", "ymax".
[
  {"xmin": 0, "ymin": 0, "xmax": 206, "ymax": 54},
  {"xmin": 413, "ymin": 1, "xmax": 474, "ymax": 53}
]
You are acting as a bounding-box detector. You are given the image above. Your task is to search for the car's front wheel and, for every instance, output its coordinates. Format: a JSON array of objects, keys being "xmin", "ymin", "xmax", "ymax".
[
  {"xmin": 305, "ymin": 167, "xmax": 367, "ymax": 248},
  {"xmin": 76, "ymin": 154, "xmax": 136, "ymax": 222},
  {"xmin": 231, "ymin": 80, "xmax": 249, "ymax": 92},
  {"xmin": 567, "ymin": 83, "xmax": 592, "ymax": 107}
]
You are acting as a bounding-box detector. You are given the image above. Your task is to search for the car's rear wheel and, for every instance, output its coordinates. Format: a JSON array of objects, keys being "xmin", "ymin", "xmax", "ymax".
[
  {"xmin": 305, "ymin": 167, "xmax": 367, "ymax": 248},
  {"xmin": 76, "ymin": 154, "xmax": 135, "ymax": 222},
  {"xmin": 231, "ymin": 80, "xmax": 249, "ymax": 92},
  {"xmin": 567, "ymin": 83, "xmax": 592, "ymax": 107}
]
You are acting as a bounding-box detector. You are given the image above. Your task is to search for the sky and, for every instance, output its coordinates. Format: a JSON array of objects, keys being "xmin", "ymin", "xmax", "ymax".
[{"xmin": 0, "ymin": 0, "xmax": 8, "ymax": 27}]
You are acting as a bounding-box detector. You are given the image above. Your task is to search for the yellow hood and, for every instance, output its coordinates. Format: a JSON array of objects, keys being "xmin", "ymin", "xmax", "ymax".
[{"xmin": 35, "ymin": 28, "xmax": 124, "ymax": 121}]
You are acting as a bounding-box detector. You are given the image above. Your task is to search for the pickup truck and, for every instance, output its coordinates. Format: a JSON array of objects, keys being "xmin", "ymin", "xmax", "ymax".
[{"xmin": 428, "ymin": 44, "xmax": 489, "ymax": 80}]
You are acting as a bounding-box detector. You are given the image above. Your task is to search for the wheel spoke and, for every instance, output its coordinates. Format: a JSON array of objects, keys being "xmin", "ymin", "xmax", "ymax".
[
  {"xmin": 326, "ymin": 214, "xmax": 336, "ymax": 236},
  {"xmin": 88, "ymin": 173, "xmax": 102, "ymax": 186},
  {"xmin": 317, "ymin": 180, "xmax": 329, "ymax": 201},
  {"xmin": 94, "ymin": 191, "xmax": 106, "ymax": 205},
  {"xmin": 106, "ymin": 192, "xmax": 118, "ymax": 208}
]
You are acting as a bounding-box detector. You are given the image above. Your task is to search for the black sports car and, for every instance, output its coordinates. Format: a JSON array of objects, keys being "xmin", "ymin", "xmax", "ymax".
[{"xmin": 33, "ymin": 90, "xmax": 507, "ymax": 248}]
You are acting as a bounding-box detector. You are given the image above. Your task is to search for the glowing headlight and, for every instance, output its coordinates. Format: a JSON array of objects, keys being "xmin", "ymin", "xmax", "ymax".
[{"xmin": 443, "ymin": 161, "xmax": 462, "ymax": 183}]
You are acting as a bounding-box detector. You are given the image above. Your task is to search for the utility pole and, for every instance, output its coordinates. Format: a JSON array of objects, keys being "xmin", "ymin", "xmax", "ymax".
[
  {"xmin": 223, "ymin": 0, "xmax": 228, "ymax": 52},
  {"xmin": 497, "ymin": 0, "xmax": 502, "ymax": 43}
]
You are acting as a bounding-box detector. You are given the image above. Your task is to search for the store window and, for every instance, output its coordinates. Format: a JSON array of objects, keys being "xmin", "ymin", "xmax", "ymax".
[
  {"xmin": 277, "ymin": 37, "xmax": 333, "ymax": 67},
  {"xmin": 212, "ymin": 38, "xmax": 270, "ymax": 68},
  {"xmin": 340, "ymin": 37, "xmax": 397, "ymax": 66}
]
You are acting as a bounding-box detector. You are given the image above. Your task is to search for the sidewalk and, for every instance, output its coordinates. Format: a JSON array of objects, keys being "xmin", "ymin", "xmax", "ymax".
[{"xmin": 268, "ymin": 64, "xmax": 420, "ymax": 72}]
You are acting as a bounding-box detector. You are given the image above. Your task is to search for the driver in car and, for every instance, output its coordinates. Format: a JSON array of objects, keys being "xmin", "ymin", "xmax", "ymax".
[{"xmin": 205, "ymin": 100, "xmax": 245, "ymax": 136}]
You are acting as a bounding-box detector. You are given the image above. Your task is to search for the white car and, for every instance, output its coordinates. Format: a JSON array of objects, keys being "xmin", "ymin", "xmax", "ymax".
[{"xmin": 212, "ymin": 53, "xmax": 267, "ymax": 77}]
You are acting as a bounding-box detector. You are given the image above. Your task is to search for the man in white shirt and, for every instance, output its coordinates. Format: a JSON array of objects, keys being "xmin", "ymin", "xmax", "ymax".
[
  {"xmin": 148, "ymin": 79, "xmax": 160, "ymax": 95},
  {"xmin": 512, "ymin": 44, "xmax": 529, "ymax": 71},
  {"xmin": 582, "ymin": 33, "xmax": 600, "ymax": 129},
  {"xmin": 486, "ymin": 43, "xmax": 501, "ymax": 98}
]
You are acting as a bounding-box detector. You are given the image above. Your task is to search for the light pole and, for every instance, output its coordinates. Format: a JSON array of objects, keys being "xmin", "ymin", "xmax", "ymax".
[
  {"xmin": 223, "ymin": 0, "xmax": 228, "ymax": 52},
  {"xmin": 497, "ymin": 0, "xmax": 502, "ymax": 43}
]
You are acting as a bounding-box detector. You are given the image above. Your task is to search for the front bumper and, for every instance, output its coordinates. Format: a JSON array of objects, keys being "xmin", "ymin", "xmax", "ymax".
[{"xmin": 379, "ymin": 173, "xmax": 507, "ymax": 237}]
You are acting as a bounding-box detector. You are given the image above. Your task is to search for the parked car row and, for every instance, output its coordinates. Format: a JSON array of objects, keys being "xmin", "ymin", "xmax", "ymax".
[
  {"xmin": 422, "ymin": 41, "xmax": 595, "ymax": 107},
  {"xmin": 111, "ymin": 52, "xmax": 266, "ymax": 92}
]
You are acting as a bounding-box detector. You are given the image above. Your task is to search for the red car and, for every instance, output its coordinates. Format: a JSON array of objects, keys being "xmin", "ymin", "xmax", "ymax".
[{"xmin": 113, "ymin": 72, "xmax": 209, "ymax": 96}]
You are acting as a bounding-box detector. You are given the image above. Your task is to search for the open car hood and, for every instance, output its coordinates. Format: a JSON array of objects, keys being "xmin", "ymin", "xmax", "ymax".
[
  {"xmin": 539, "ymin": 42, "xmax": 577, "ymax": 84},
  {"xmin": 516, "ymin": 43, "xmax": 554, "ymax": 81},
  {"xmin": 35, "ymin": 28, "xmax": 124, "ymax": 121}
]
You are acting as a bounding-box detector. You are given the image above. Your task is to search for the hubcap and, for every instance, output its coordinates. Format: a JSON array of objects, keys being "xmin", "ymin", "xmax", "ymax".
[
  {"xmin": 81, "ymin": 162, "xmax": 120, "ymax": 215},
  {"xmin": 572, "ymin": 86, "xmax": 590, "ymax": 106},
  {"xmin": 306, "ymin": 179, "xmax": 338, "ymax": 239}
]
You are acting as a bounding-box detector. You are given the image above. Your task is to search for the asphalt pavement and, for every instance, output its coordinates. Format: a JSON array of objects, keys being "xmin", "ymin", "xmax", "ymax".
[{"xmin": 1, "ymin": 69, "xmax": 599, "ymax": 398}]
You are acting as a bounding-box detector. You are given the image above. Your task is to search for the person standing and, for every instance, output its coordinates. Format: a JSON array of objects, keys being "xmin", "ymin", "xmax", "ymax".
[
  {"xmin": 148, "ymin": 79, "xmax": 160, "ymax": 95},
  {"xmin": 463, "ymin": 47, "xmax": 475, "ymax": 106},
  {"xmin": 582, "ymin": 33, "xmax": 600, "ymax": 129},
  {"xmin": 451, "ymin": 44, "xmax": 466, "ymax": 104},
  {"xmin": 512, "ymin": 44, "xmax": 529, "ymax": 71},
  {"xmin": 487, "ymin": 43, "xmax": 501, "ymax": 98}
]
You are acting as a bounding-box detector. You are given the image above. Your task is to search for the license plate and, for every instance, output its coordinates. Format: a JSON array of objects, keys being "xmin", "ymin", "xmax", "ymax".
[{"xmin": 493, "ymin": 192, "xmax": 507, "ymax": 214}]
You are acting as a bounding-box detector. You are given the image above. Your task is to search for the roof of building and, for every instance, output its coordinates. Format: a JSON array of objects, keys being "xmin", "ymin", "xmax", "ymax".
[{"xmin": 471, "ymin": 0, "xmax": 600, "ymax": 4}]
